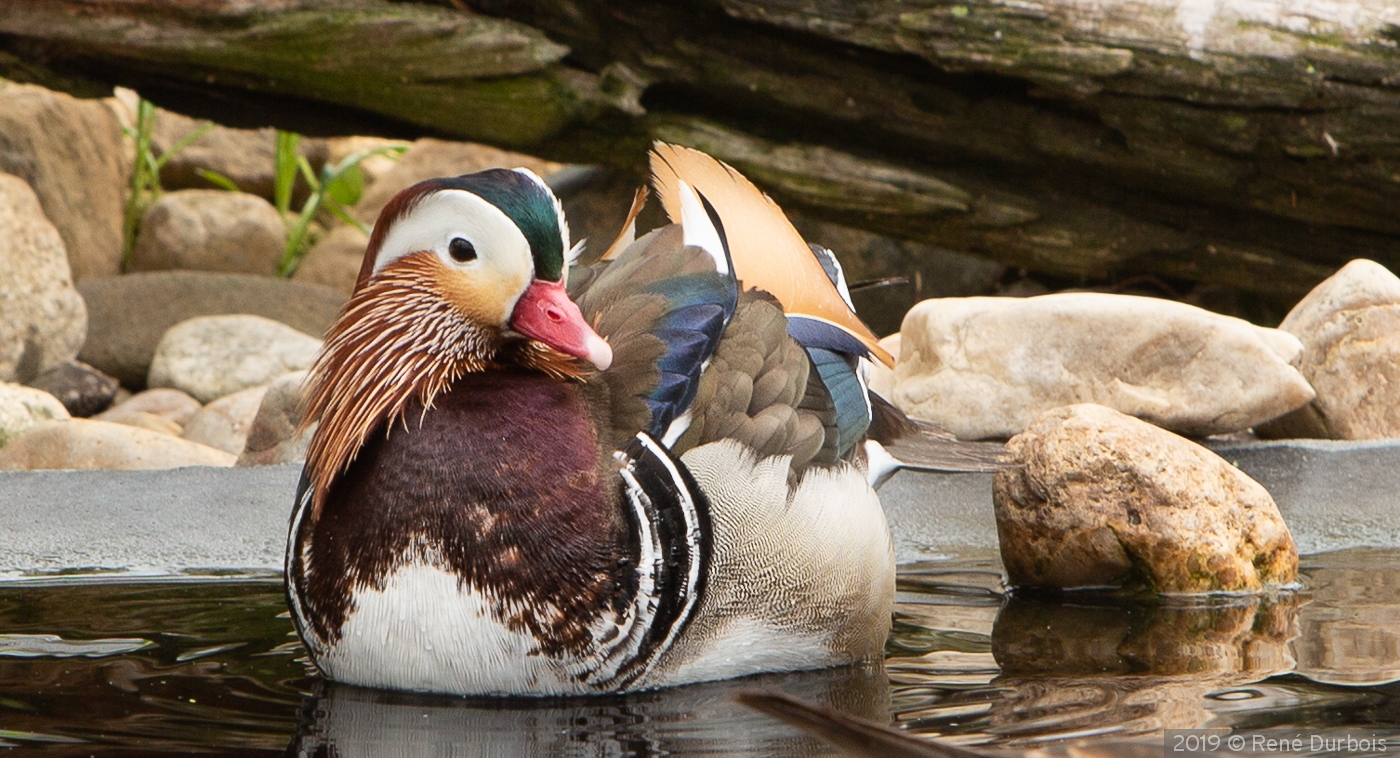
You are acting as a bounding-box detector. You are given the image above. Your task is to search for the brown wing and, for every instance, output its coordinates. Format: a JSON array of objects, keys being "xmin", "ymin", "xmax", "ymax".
[
  {"xmin": 673, "ymin": 291, "xmax": 828, "ymax": 473},
  {"xmin": 574, "ymin": 225, "xmax": 733, "ymax": 449}
]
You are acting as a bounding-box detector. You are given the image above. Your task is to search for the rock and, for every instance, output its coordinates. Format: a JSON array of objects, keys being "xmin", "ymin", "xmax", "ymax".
[
  {"xmin": 353, "ymin": 138, "xmax": 562, "ymax": 225},
  {"xmin": 238, "ymin": 371, "xmax": 314, "ymax": 466},
  {"xmin": 150, "ymin": 106, "xmax": 329, "ymax": 200},
  {"xmin": 131, "ymin": 190, "xmax": 286, "ymax": 276},
  {"xmin": 77, "ymin": 271, "xmax": 344, "ymax": 387},
  {"xmin": 291, "ymin": 225, "xmax": 369, "ymax": 294},
  {"xmin": 26, "ymin": 360, "xmax": 119, "ymax": 417},
  {"xmin": 0, "ymin": 81, "xmax": 128, "ymax": 280},
  {"xmin": 993, "ymin": 403, "xmax": 1298, "ymax": 593},
  {"xmin": 0, "ymin": 419, "xmax": 235, "ymax": 470},
  {"xmin": 181, "ymin": 384, "xmax": 270, "ymax": 455},
  {"xmin": 148, "ymin": 316, "xmax": 321, "ymax": 403},
  {"xmin": 96, "ymin": 387, "xmax": 202, "ymax": 428},
  {"xmin": 97, "ymin": 409, "xmax": 183, "ymax": 437},
  {"xmin": 891, "ymin": 293, "xmax": 1315, "ymax": 439},
  {"xmin": 0, "ymin": 383, "xmax": 70, "ymax": 448},
  {"xmin": 865, "ymin": 333, "xmax": 900, "ymax": 402},
  {"xmin": 1257, "ymin": 260, "xmax": 1400, "ymax": 440},
  {"xmin": 0, "ymin": 172, "xmax": 88, "ymax": 383},
  {"xmin": 323, "ymin": 136, "xmax": 408, "ymax": 189}
]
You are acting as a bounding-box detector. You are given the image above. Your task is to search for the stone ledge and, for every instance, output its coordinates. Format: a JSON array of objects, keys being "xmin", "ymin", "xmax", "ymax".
[{"xmin": 1, "ymin": 437, "xmax": 1397, "ymax": 575}]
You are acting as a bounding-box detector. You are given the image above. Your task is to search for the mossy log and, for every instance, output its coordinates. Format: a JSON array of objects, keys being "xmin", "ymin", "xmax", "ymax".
[{"xmin": 5, "ymin": 0, "xmax": 1400, "ymax": 314}]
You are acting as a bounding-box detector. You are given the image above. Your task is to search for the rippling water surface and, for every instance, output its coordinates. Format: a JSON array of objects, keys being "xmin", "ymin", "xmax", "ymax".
[{"xmin": 2, "ymin": 549, "xmax": 1400, "ymax": 756}]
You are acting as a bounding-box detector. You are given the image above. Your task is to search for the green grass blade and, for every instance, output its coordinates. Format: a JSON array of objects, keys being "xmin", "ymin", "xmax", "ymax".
[
  {"xmin": 153, "ymin": 121, "xmax": 214, "ymax": 171},
  {"xmin": 274, "ymin": 131, "xmax": 301, "ymax": 217},
  {"xmin": 195, "ymin": 168, "xmax": 240, "ymax": 192}
]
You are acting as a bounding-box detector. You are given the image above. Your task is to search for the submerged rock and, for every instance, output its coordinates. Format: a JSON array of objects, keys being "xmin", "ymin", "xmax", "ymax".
[
  {"xmin": 0, "ymin": 383, "xmax": 70, "ymax": 448},
  {"xmin": 993, "ymin": 593, "xmax": 1297, "ymax": 677},
  {"xmin": 77, "ymin": 271, "xmax": 344, "ymax": 387},
  {"xmin": 148, "ymin": 316, "xmax": 321, "ymax": 404},
  {"xmin": 237, "ymin": 371, "xmax": 313, "ymax": 466},
  {"xmin": 132, "ymin": 190, "xmax": 286, "ymax": 276},
  {"xmin": 891, "ymin": 293, "xmax": 1314, "ymax": 439},
  {"xmin": 0, "ymin": 172, "xmax": 88, "ymax": 384},
  {"xmin": 26, "ymin": 360, "xmax": 120, "ymax": 417},
  {"xmin": 182, "ymin": 384, "xmax": 270, "ymax": 455},
  {"xmin": 0, "ymin": 419, "xmax": 235, "ymax": 470},
  {"xmin": 993, "ymin": 403, "xmax": 1297, "ymax": 593},
  {"xmin": 1258, "ymin": 260, "xmax": 1400, "ymax": 440}
]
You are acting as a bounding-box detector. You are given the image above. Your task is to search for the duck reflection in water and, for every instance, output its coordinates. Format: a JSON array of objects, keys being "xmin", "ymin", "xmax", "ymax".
[{"xmin": 286, "ymin": 662, "xmax": 889, "ymax": 757}]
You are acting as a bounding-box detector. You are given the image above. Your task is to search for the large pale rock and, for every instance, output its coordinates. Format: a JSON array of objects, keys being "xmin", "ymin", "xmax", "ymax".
[
  {"xmin": 0, "ymin": 383, "xmax": 70, "ymax": 448},
  {"xmin": 993, "ymin": 404, "xmax": 1298, "ymax": 594},
  {"xmin": 181, "ymin": 384, "xmax": 270, "ymax": 455},
  {"xmin": 291, "ymin": 225, "xmax": 369, "ymax": 294},
  {"xmin": 132, "ymin": 190, "xmax": 286, "ymax": 276},
  {"xmin": 892, "ymin": 293, "xmax": 1315, "ymax": 439},
  {"xmin": 353, "ymin": 138, "xmax": 561, "ymax": 225},
  {"xmin": 237, "ymin": 371, "xmax": 314, "ymax": 466},
  {"xmin": 148, "ymin": 316, "xmax": 321, "ymax": 403},
  {"xmin": 26, "ymin": 360, "xmax": 119, "ymax": 417},
  {"xmin": 95, "ymin": 387, "xmax": 202, "ymax": 428},
  {"xmin": 77, "ymin": 272, "xmax": 344, "ymax": 387},
  {"xmin": 0, "ymin": 81, "xmax": 128, "ymax": 280},
  {"xmin": 1258, "ymin": 260, "xmax": 1400, "ymax": 440},
  {"xmin": 0, "ymin": 419, "xmax": 235, "ymax": 470},
  {"xmin": 0, "ymin": 173, "xmax": 88, "ymax": 383}
]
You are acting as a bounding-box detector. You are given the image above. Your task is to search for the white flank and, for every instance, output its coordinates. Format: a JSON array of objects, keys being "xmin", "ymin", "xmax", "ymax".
[
  {"xmin": 320, "ymin": 564, "xmax": 578, "ymax": 696},
  {"xmin": 666, "ymin": 618, "xmax": 834, "ymax": 685},
  {"xmin": 676, "ymin": 180, "xmax": 729, "ymax": 275}
]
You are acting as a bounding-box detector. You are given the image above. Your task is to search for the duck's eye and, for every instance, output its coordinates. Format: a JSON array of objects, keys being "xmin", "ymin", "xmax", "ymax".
[{"xmin": 448, "ymin": 237, "xmax": 477, "ymax": 263}]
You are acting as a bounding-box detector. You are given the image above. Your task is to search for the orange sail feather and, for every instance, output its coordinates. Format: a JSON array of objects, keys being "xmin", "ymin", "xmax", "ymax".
[{"xmin": 649, "ymin": 142, "xmax": 894, "ymax": 367}]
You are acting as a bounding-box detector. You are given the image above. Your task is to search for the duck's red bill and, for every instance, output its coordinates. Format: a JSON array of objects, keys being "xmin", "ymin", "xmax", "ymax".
[{"xmin": 509, "ymin": 279, "xmax": 612, "ymax": 371}]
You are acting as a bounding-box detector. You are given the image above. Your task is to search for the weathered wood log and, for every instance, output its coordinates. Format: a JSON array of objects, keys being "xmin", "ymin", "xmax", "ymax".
[{"xmin": 4, "ymin": 0, "xmax": 1399, "ymax": 316}]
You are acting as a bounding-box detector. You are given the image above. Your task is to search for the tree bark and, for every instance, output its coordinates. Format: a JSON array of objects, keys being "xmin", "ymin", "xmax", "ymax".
[{"xmin": 4, "ymin": 0, "xmax": 1400, "ymax": 315}]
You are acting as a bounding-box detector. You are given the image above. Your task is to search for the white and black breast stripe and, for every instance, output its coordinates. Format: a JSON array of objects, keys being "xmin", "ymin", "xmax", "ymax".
[
  {"xmin": 284, "ymin": 470, "xmax": 320, "ymax": 655},
  {"xmin": 592, "ymin": 432, "xmax": 710, "ymax": 690}
]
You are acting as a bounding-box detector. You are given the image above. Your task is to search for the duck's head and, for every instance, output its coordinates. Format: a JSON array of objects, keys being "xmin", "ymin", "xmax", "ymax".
[
  {"xmin": 301, "ymin": 168, "xmax": 610, "ymax": 505},
  {"xmin": 353, "ymin": 168, "xmax": 611, "ymax": 371}
]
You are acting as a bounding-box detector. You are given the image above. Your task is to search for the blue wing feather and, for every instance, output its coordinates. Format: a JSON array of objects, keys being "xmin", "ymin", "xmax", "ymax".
[
  {"xmin": 641, "ymin": 275, "xmax": 736, "ymax": 438},
  {"xmin": 805, "ymin": 347, "xmax": 871, "ymax": 457}
]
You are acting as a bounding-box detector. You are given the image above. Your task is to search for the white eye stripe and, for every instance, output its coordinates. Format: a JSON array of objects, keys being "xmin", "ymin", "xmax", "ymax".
[
  {"xmin": 371, "ymin": 188, "xmax": 535, "ymax": 324},
  {"xmin": 371, "ymin": 189, "xmax": 532, "ymax": 278}
]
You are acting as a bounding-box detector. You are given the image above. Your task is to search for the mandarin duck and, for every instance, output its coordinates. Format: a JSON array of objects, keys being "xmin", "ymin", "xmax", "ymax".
[{"xmin": 285, "ymin": 144, "xmax": 1001, "ymax": 696}]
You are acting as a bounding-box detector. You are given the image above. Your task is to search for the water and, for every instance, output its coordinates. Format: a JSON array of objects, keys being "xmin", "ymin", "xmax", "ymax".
[{"xmin": 2, "ymin": 550, "xmax": 1399, "ymax": 756}]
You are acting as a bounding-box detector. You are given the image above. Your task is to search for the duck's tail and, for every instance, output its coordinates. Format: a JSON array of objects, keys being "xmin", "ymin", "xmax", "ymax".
[{"xmin": 863, "ymin": 394, "xmax": 1012, "ymax": 486}]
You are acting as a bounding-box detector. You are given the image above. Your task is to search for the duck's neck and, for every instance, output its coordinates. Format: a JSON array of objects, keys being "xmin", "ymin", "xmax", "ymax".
[
  {"xmin": 301, "ymin": 261, "xmax": 587, "ymax": 516},
  {"xmin": 304, "ymin": 369, "xmax": 626, "ymax": 652}
]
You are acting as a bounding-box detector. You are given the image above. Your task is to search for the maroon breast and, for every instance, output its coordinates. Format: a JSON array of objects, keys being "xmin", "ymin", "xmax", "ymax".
[{"xmin": 299, "ymin": 368, "xmax": 628, "ymax": 656}]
